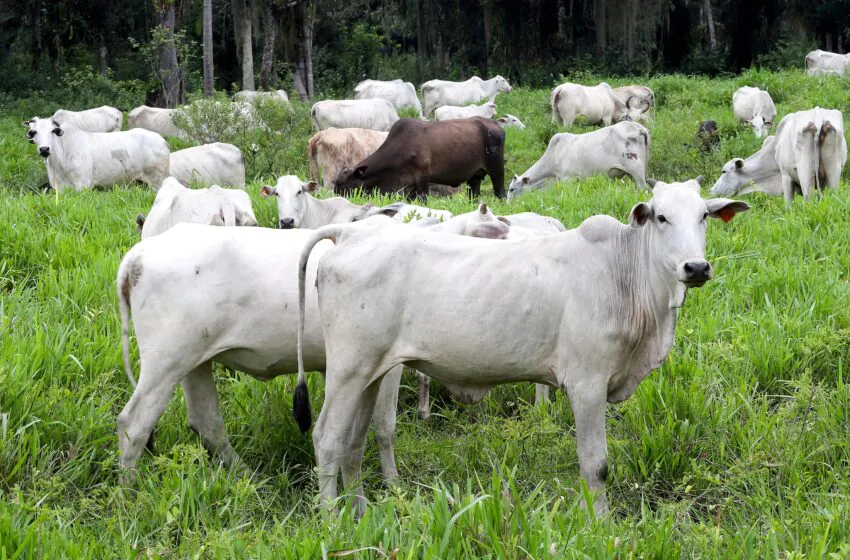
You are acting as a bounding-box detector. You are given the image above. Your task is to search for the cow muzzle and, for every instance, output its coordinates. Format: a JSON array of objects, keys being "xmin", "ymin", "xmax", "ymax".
[
  {"xmin": 679, "ymin": 260, "xmax": 713, "ymax": 287},
  {"xmin": 279, "ymin": 218, "xmax": 295, "ymax": 229},
  {"xmin": 38, "ymin": 146, "xmax": 50, "ymax": 158}
]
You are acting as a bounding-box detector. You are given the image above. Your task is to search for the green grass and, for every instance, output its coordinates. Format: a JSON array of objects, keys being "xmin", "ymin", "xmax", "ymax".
[{"xmin": 1, "ymin": 69, "xmax": 850, "ymax": 557}]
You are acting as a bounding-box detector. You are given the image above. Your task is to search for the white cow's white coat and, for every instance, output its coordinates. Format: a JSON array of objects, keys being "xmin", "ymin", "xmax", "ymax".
[
  {"xmin": 711, "ymin": 136, "xmax": 783, "ymax": 197},
  {"xmin": 434, "ymin": 102, "xmax": 497, "ymax": 121},
  {"xmin": 169, "ymin": 143, "xmax": 246, "ymax": 187},
  {"xmin": 50, "ymin": 106, "xmax": 123, "ymax": 132},
  {"xmin": 805, "ymin": 50, "xmax": 850, "ymax": 76},
  {"xmin": 354, "ymin": 80, "xmax": 424, "ymax": 117},
  {"xmin": 497, "ymin": 114, "xmax": 526, "ymax": 129},
  {"xmin": 551, "ymin": 82, "xmax": 648, "ymax": 127},
  {"xmin": 420, "ymin": 75, "xmax": 511, "ymax": 116},
  {"xmin": 311, "ymin": 99, "xmax": 400, "ymax": 132},
  {"xmin": 307, "ymin": 128, "xmax": 389, "ymax": 189},
  {"xmin": 508, "ymin": 121, "xmax": 650, "ymax": 199},
  {"xmin": 732, "ymin": 87, "xmax": 777, "ymax": 138},
  {"xmin": 234, "ymin": 89, "xmax": 289, "ymax": 103},
  {"xmin": 26, "ymin": 117, "xmax": 169, "ymax": 192},
  {"xmin": 128, "ymin": 105, "xmax": 183, "ymax": 138},
  {"xmin": 296, "ymin": 179, "xmax": 749, "ymax": 515}
]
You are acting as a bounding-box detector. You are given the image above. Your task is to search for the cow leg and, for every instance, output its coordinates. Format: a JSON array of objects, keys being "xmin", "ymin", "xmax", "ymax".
[
  {"xmin": 486, "ymin": 154, "xmax": 506, "ymax": 200},
  {"xmin": 181, "ymin": 362, "xmax": 243, "ymax": 471},
  {"xmin": 466, "ymin": 176, "xmax": 483, "ymax": 200},
  {"xmin": 566, "ymin": 380, "xmax": 609, "ymax": 516},
  {"xmin": 372, "ymin": 364, "xmax": 402, "ymax": 481},
  {"xmin": 418, "ymin": 371, "xmax": 431, "ymax": 421},
  {"xmin": 782, "ymin": 174, "xmax": 795, "ymax": 208},
  {"xmin": 535, "ymin": 383, "xmax": 550, "ymax": 404},
  {"xmin": 410, "ymin": 180, "xmax": 429, "ymax": 203}
]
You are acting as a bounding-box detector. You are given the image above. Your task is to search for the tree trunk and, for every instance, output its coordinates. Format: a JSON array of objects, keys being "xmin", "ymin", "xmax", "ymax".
[
  {"xmin": 98, "ymin": 34, "xmax": 108, "ymax": 73},
  {"xmin": 260, "ymin": 2, "xmax": 277, "ymax": 90},
  {"xmin": 305, "ymin": 0, "xmax": 314, "ymax": 97},
  {"xmin": 31, "ymin": 0, "xmax": 43, "ymax": 72},
  {"xmin": 290, "ymin": 0, "xmax": 314, "ymax": 101},
  {"xmin": 157, "ymin": 4, "xmax": 182, "ymax": 108},
  {"xmin": 703, "ymin": 0, "xmax": 716, "ymax": 52},
  {"xmin": 233, "ymin": 0, "xmax": 255, "ymax": 91},
  {"xmin": 594, "ymin": 0, "xmax": 606, "ymax": 58},
  {"xmin": 203, "ymin": 0, "xmax": 214, "ymax": 95},
  {"xmin": 482, "ymin": 0, "xmax": 492, "ymax": 75},
  {"xmin": 416, "ymin": 0, "xmax": 427, "ymax": 76}
]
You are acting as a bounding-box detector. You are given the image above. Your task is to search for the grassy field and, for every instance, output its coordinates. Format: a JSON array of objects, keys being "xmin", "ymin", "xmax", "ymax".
[{"xmin": 1, "ymin": 69, "xmax": 850, "ymax": 557}]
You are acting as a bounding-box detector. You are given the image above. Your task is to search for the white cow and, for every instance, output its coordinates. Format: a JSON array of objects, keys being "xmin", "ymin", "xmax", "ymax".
[
  {"xmin": 733, "ymin": 87, "xmax": 777, "ymax": 138},
  {"xmin": 260, "ymin": 175, "xmax": 401, "ymax": 229},
  {"xmin": 421, "ymin": 76, "xmax": 512, "ymax": 117},
  {"xmin": 295, "ymin": 179, "xmax": 749, "ymax": 515},
  {"xmin": 311, "ymin": 99, "xmax": 400, "ymax": 132},
  {"xmin": 234, "ymin": 89, "xmax": 289, "ymax": 103},
  {"xmin": 169, "ymin": 143, "xmax": 246, "ymax": 188},
  {"xmin": 772, "ymin": 107, "xmax": 847, "ymax": 205},
  {"xmin": 434, "ymin": 102, "xmax": 497, "ymax": 122},
  {"xmin": 24, "ymin": 117, "xmax": 170, "ymax": 192},
  {"xmin": 116, "ymin": 220, "xmax": 405, "ymax": 481},
  {"xmin": 128, "ymin": 105, "xmax": 183, "ymax": 138},
  {"xmin": 137, "ymin": 177, "xmax": 257, "ymax": 238},
  {"xmin": 805, "ymin": 50, "xmax": 850, "ymax": 76},
  {"xmin": 551, "ymin": 82, "xmax": 647, "ymax": 127},
  {"xmin": 611, "ymin": 85, "xmax": 655, "ymax": 117},
  {"xmin": 307, "ymin": 128, "xmax": 389, "ymax": 189},
  {"xmin": 354, "ymin": 79, "xmax": 424, "ymax": 117},
  {"xmin": 497, "ymin": 114, "xmax": 526, "ymax": 129},
  {"xmin": 50, "ymin": 106, "xmax": 123, "ymax": 132},
  {"xmin": 508, "ymin": 121, "xmax": 650, "ymax": 199},
  {"xmin": 710, "ymin": 136, "xmax": 783, "ymax": 197}
]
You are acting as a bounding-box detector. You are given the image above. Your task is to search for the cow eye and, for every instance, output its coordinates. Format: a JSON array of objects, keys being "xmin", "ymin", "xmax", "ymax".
[
  {"xmin": 27, "ymin": 130, "xmax": 35, "ymax": 138},
  {"xmin": 703, "ymin": 212, "xmax": 709, "ymax": 221},
  {"xmin": 296, "ymin": 190, "xmax": 302, "ymax": 196},
  {"xmin": 657, "ymin": 214, "xmax": 667, "ymax": 224}
]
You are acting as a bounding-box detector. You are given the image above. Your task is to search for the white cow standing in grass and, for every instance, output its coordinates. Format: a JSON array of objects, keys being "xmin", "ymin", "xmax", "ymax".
[
  {"xmin": 733, "ymin": 87, "xmax": 777, "ymax": 138},
  {"xmin": 136, "ymin": 177, "xmax": 257, "ymax": 238},
  {"xmin": 550, "ymin": 82, "xmax": 648, "ymax": 127},
  {"xmin": 50, "ymin": 106, "xmax": 123, "ymax": 132},
  {"xmin": 434, "ymin": 102, "xmax": 497, "ymax": 121},
  {"xmin": 805, "ymin": 50, "xmax": 850, "ymax": 76},
  {"xmin": 508, "ymin": 121, "xmax": 650, "ymax": 199},
  {"xmin": 234, "ymin": 89, "xmax": 289, "ymax": 103},
  {"xmin": 296, "ymin": 178, "xmax": 750, "ymax": 516},
  {"xmin": 128, "ymin": 105, "xmax": 184, "ymax": 138},
  {"xmin": 169, "ymin": 143, "xmax": 246, "ymax": 188},
  {"xmin": 711, "ymin": 136, "xmax": 783, "ymax": 197},
  {"xmin": 421, "ymin": 76, "xmax": 512, "ymax": 117},
  {"xmin": 24, "ymin": 117, "xmax": 170, "ymax": 192},
  {"xmin": 354, "ymin": 79, "xmax": 424, "ymax": 117},
  {"xmin": 311, "ymin": 99, "xmax": 400, "ymax": 132}
]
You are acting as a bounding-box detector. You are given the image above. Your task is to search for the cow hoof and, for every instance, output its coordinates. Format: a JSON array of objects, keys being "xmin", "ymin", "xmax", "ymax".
[
  {"xmin": 117, "ymin": 468, "xmax": 138, "ymax": 486},
  {"xmin": 417, "ymin": 409, "xmax": 431, "ymax": 422}
]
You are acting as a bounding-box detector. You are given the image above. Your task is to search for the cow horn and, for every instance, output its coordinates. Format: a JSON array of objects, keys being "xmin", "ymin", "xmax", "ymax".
[
  {"xmin": 479, "ymin": 203, "xmax": 488, "ymax": 214},
  {"xmin": 626, "ymin": 95, "xmax": 637, "ymax": 109},
  {"xmin": 695, "ymin": 175, "xmax": 705, "ymax": 186}
]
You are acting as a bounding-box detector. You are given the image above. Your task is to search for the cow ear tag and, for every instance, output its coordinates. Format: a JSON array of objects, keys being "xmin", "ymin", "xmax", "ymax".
[{"xmin": 716, "ymin": 206, "xmax": 735, "ymax": 223}]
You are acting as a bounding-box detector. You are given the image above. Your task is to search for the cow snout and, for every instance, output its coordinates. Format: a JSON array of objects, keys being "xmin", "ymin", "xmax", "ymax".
[
  {"xmin": 279, "ymin": 218, "xmax": 295, "ymax": 229},
  {"xmin": 38, "ymin": 146, "xmax": 50, "ymax": 157},
  {"xmin": 680, "ymin": 260, "xmax": 712, "ymax": 287}
]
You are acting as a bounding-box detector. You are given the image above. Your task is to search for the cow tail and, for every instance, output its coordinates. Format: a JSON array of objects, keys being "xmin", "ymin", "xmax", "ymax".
[
  {"xmin": 551, "ymin": 88, "xmax": 562, "ymax": 125},
  {"xmin": 308, "ymin": 134, "xmax": 321, "ymax": 183},
  {"xmin": 117, "ymin": 257, "xmax": 137, "ymax": 389},
  {"xmin": 311, "ymin": 106, "xmax": 320, "ymax": 132},
  {"xmin": 295, "ymin": 226, "xmax": 341, "ymax": 433},
  {"xmin": 818, "ymin": 120, "xmax": 838, "ymax": 189}
]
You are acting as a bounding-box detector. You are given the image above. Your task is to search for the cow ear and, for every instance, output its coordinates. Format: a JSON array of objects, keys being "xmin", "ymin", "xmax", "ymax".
[
  {"xmin": 260, "ymin": 186, "xmax": 275, "ymax": 197},
  {"xmin": 374, "ymin": 206, "xmax": 400, "ymax": 218},
  {"xmin": 521, "ymin": 176, "xmax": 530, "ymax": 185},
  {"xmin": 21, "ymin": 120, "xmax": 30, "ymax": 127},
  {"xmin": 629, "ymin": 202, "xmax": 653, "ymax": 227},
  {"xmin": 478, "ymin": 203, "xmax": 488, "ymax": 214},
  {"xmin": 647, "ymin": 178, "xmax": 658, "ymax": 189},
  {"xmin": 734, "ymin": 159, "xmax": 744, "ymax": 169},
  {"xmin": 304, "ymin": 180, "xmax": 319, "ymax": 193},
  {"xmin": 135, "ymin": 213, "xmax": 146, "ymax": 234},
  {"xmin": 497, "ymin": 117, "xmax": 507, "ymax": 124},
  {"xmin": 354, "ymin": 165, "xmax": 367, "ymax": 178},
  {"xmin": 695, "ymin": 175, "xmax": 704, "ymax": 186},
  {"xmin": 52, "ymin": 125, "xmax": 63, "ymax": 136},
  {"xmin": 497, "ymin": 216, "xmax": 511, "ymax": 225},
  {"xmin": 706, "ymin": 199, "xmax": 750, "ymax": 223}
]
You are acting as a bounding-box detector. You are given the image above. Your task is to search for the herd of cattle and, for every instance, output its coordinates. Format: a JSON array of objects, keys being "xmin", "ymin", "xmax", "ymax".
[{"xmin": 18, "ymin": 54, "xmax": 850, "ymax": 515}]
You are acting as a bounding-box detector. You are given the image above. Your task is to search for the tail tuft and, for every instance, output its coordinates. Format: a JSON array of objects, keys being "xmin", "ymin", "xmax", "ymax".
[{"xmin": 293, "ymin": 379, "xmax": 312, "ymax": 433}]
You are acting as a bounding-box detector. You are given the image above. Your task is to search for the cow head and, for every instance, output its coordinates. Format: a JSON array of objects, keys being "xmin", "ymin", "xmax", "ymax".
[
  {"xmin": 629, "ymin": 177, "xmax": 749, "ymax": 290},
  {"xmin": 506, "ymin": 175, "xmax": 533, "ymax": 201},
  {"xmin": 481, "ymin": 102, "xmax": 498, "ymax": 119},
  {"xmin": 261, "ymin": 175, "xmax": 319, "ymax": 229},
  {"xmin": 333, "ymin": 165, "xmax": 368, "ymax": 194},
  {"xmin": 27, "ymin": 118, "xmax": 64, "ymax": 157},
  {"xmin": 497, "ymin": 114, "xmax": 526, "ymax": 130},
  {"xmin": 620, "ymin": 96, "xmax": 645, "ymax": 122},
  {"xmin": 351, "ymin": 202, "xmax": 401, "ymax": 222},
  {"xmin": 750, "ymin": 115, "xmax": 773, "ymax": 138},
  {"xmin": 711, "ymin": 136, "xmax": 776, "ymax": 196},
  {"xmin": 493, "ymin": 75, "xmax": 512, "ymax": 94}
]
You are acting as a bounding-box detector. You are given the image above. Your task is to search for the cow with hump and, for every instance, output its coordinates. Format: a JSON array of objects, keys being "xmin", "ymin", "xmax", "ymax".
[
  {"xmin": 551, "ymin": 82, "xmax": 649, "ymax": 127},
  {"xmin": 420, "ymin": 75, "xmax": 511, "ymax": 117},
  {"xmin": 50, "ymin": 105, "xmax": 123, "ymax": 132},
  {"xmin": 296, "ymin": 177, "xmax": 750, "ymax": 516},
  {"xmin": 333, "ymin": 117, "xmax": 506, "ymax": 201}
]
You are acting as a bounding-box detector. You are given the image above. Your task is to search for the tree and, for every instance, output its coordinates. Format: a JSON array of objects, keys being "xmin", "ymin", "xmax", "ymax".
[
  {"xmin": 260, "ymin": 0, "xmax": 278, "ymax": 90},
  {"xmin": 287, "ymin": 0, "xmax": 314, "ymax": 100},
  {"xmin": 153, "ymin": 0, "xmax": 184, "ymax": 107},
  {"xmin": 232, "ymin": 0, "xmax": 255, "ymax": 91},
  {"xmin": 203, "ymin": 0, "xmax": 214, "ymax": 95}
]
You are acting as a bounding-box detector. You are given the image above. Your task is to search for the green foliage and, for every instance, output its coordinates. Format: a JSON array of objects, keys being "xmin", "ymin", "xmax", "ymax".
[
  {"xmin": 758, "ymin": 36, "xmax": 819, "ymax": 71},
  {"xmin": 2, "ymin": 70, "xmax": 850, "ymax": 555}
]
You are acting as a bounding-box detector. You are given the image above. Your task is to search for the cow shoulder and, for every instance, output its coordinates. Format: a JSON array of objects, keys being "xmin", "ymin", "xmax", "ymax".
[{"xmin": 577, "ymin": 215, "xmax": 624, "ymax": 243}]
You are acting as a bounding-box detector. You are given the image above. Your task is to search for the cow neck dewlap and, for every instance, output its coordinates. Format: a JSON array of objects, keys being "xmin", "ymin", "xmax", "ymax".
[{"xmin": 629, "ymin": 223, "xmax": 688, "ymax": 310}]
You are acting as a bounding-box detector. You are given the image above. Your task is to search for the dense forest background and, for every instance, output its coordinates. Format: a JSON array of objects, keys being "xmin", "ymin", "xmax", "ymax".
[{"xmin": 0, "ymin": 0, "xmax": 849, "ymax": 105}]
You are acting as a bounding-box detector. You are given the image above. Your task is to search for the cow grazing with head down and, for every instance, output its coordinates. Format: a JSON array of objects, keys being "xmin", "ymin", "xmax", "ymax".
[
  {"xmin": 333, "ymin": 117, "xmax": 506, "ymax": 202},
  {"xmin": 696, "ymin": 120, "xmax": 720, "ymax": 152},
  {"xmin": 24, "ymin": 117, "xmax": 170, "ymax": 192},
  {"xmin": 551, "ymin": 82, "xmax": 649, "ymax": 127},
  {"xmin": 805, "ymin": 50, "xmax": 850, "ymax": 76},
  {"xmin": 497, "ymin": 114, "xmax": 526, "ymax": 130},
  {"xmin": 611, "ymin": 85, "xmax": 655, "ymax": 117},
  {"xmin": 711, "ymin": 136, "xmax": 782, "ymax": 197},
  {"xmin": 733, "ymin": 87, "xmax": 777, "ymax": 138},
  {"xmin": 421, "ymin": 75, "xmax": 512, "ymax": 116},
  {"xmin": 307, "ymin": 128, "xmax": 389, "ymax": 190},
  {"xmin": 296, "ymin": 177, "xmax": 750, "ymax": 516}
]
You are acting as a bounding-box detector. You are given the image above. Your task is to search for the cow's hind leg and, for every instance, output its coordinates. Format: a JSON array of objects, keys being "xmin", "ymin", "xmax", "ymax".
[
  {"xmin": 372, "ymin": 364, "xmax": 402, "ymax": 481},
  {"xmin": 181, "ymin": 361, "xmax": 243, "ymax": 471},
  {"xmin": 535, "ymin": 384, "xmax": 550, "ymax": 403},
  {"xmin": 418, "ymin": 371, "xmax": 431, "ymax": 421}
]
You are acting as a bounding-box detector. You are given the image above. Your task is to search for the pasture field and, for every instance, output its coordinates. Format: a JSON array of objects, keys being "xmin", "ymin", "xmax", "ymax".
[{"xmin": 1, "ymin": 70, "xmax": 850, "ymax": 558}]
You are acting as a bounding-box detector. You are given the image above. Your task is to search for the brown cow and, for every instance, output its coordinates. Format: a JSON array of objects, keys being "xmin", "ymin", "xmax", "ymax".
[
  {"xmin": 333, "ymin": 117, "xmax": 506, "ymax": 201},
  {"xmin": 307, "ymin": 127, "xmax": 389, "ymax": 190}
]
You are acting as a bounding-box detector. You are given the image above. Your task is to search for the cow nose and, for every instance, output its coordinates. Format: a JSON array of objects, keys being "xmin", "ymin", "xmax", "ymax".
[
  {"xmin": 279, "ymin": 218, "xmax": 295, "ymax": 229},
  {"xmin": 682, "ymin": 260, "xmax": 712, "ymax": 286},
  {"xmin": 38, "ymin": 146, "xmax": 50, "ymax": 157}
]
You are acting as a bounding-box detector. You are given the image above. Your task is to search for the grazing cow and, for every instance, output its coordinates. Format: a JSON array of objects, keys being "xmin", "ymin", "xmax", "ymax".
[
  {"xmin": 24, "ymin": 117, "xmax": 169, "ymax": 192},
  {"xmin": 170, "ymin": 143, "xmax": 246, "ymax": 188},
  {"xmin": 434, "ymin": 102, "xmax": 497, "ymax": 121},
  {"xmin": 234, "ymin": 89, "xmax": 289, "ymax": 103},
  {"xmin": 116, "ymin": 220, "xmax": 405, "ymax": 480},
  {"xmin": 311, "ymin": 99, "xmax": 399, "ymax": 132},
  {"xmin": 611, "ymin": 85, "xmax": 655, "ymax": 117},
  {"xmin": 307, "ymin": 128, "xmax": 389, "ymax": 189},
  {"xmin": 733, "ymin": 87, "xmax": 777, "ymax": 138},
  {"xmin": 711, "ymin": 136, "xmax": 782, "ymax": 197},
  {"xmin": 136, "ymin": 177, "xmax": 257, "ymax": 238},
  {"xmin": 772, "ymin": 107, "xmax": 847, "ymax": 206},
  {"xmin": 497, "ymin": 114, "xmax": 526, "ymax": 129},
  {"xmin": 502, "ymin": 212, "xmax": 567, "ymax": 234},
  {"xmin": 551, "ymin": 82, "xmax": 648, "ymax": 127},
  {"xmin": 295, "ymin": 178, "xmax": 749, "ymax": 515},
  {"xmin": 128, "ymin": 105, "xmax": 183, "ymax": 138},
  {"xmin": 696, "ymin": 120, "xmax": 720, "ymax": 152},
  {"xmin": 421, "ymin": 76, "xmax": 512, "ymax": 116},
  {"xmin": 508, "ymin": 121, "xmax": 650, "ymax": 200},
  {"xmin": 354, "ymin": 80, "xmax": 424, "ymax": 117},
  {"xmin": 333, "ymin": 117, "xmax": 506, "ymax": 201},
  {"xmin": 805, "ymin": 50, "xmax": 850, "ymax": 76},
  {"xmin": 260, "ymin": 175, "xmax": 400, "ymax": 229},
  {"xmin": 50, "ymin": 106, "xmax": 123, "ymax": 132}
]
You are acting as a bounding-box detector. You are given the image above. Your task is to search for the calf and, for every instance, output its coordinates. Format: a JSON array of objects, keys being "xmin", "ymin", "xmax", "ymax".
[
  {"xmin": 307, "ymin": 128, "xmax": 389, "ymax": 189},
  {"xmin": 696, "ymin": 120, "xmax": 720, "ymax": 152},
  {"xmin": 333, "ymin": 117, "xmax": 506, "ymax": 201},
  {"xmin": 170, "ymin": 142, "xmax": 246, "ymax": 187},
  {"xmin": 297, "ymin": 179, "xmax": 749, "ymax": 515}
]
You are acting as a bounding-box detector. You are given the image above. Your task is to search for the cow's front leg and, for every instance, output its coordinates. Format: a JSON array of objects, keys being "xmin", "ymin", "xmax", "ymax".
[
  {"xmin": 372, "ymin": 364, "xmax": 402, "ymax": 480},
  {"xmin": 566, "ymin": 379, "xmax": 609, "ymax": 516},
  {"xmin": 782, "ymin": 174, "xmax": 795, "ymax": 208}
]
